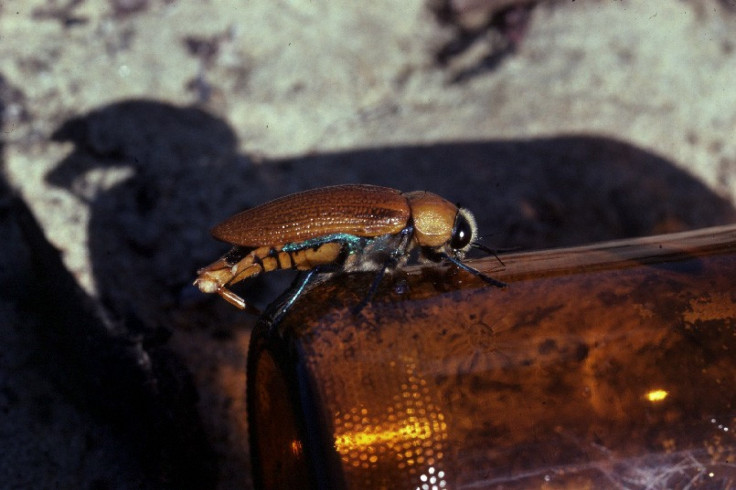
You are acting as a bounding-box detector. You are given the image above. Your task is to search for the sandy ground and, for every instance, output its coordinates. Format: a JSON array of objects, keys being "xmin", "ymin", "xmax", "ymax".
[{"xmin": 2, "ymin": 0, "xmax": 736, "ymax": 488}]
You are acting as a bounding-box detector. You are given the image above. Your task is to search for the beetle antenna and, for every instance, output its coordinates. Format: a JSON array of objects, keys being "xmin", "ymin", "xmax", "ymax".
[
  {"xmin": 443, "ymin": 253, "xmax": 506, "ymax": 288},
  {"xmin": 471, "ymin": 242, "xmax": 506, "ymax": 267}
]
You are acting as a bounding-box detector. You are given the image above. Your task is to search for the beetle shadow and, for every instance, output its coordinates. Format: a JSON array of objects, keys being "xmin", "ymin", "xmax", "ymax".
[
  {"xmin": 2, "ymin": 78, "xmax": 221, "ymax": 488},
  {"xmin": 47, "ymin": 100, "xmax": 250, "ymax": 330},
  {"xmin": 47, "ymin": 99, "xmax": 736, "ymax": 331}
]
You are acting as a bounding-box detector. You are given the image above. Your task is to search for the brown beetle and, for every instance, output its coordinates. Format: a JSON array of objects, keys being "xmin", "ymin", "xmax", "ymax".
[{"xmin": 194, "ymin": 184, "xmax": 504, "ymax": 314}]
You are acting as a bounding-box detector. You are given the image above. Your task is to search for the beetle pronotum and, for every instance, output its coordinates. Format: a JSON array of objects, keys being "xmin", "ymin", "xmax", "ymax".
[{"xmin": 194, "ymin": 184, "xmax": 504, "ymax": 315}]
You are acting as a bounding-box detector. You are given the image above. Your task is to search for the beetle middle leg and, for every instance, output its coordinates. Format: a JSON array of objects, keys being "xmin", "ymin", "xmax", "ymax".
[
  {"xmin": 348, "ymin": 227, "xmax": 413, "ymax": 314},
  {"xmin": 351, "ymin": 258, "xmax": 394, "ymax": 315},
  {"xmin": 194, "ymin": 246, "xmax": 270, "ymax": 311}
]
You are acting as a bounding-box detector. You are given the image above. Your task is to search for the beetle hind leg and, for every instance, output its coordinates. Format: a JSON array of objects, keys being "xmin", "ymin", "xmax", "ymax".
[
  {"xmin": 194, "ymin": 265, "xmax": 252, "ymax": 310},
  {"xmin": 194, "ymin": 247, "xmax": 265, "ymax": 311},
  {"xmin": 268, "ymin": 266, "xmax": 337, "ymax": 327},
  {"xmin": 216, "ymin": 287, "xmax": 248, "ymax": 310}
]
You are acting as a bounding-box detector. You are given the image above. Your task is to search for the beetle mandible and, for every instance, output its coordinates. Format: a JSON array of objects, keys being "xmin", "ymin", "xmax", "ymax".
[{"xmin": 194, "ymin": 184, "xmax": 504, "ymax": 314}]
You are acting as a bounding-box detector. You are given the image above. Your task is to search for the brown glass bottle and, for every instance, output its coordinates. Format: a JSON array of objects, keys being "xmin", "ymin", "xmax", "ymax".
[{"xmin": 247, "ymin": 225, "xmax": 736, "ymax": 489}]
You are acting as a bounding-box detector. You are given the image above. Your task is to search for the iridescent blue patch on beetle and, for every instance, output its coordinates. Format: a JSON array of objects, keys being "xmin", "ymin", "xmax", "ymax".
[{"xmin": 282, "ymin": 233, "xmax": 367, "ymax": 254}]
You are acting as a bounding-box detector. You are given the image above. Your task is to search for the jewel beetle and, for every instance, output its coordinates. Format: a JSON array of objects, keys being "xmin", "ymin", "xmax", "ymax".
[{"xmin": 194, "ymin": 184, "xmax": 504, "ymax": 314}]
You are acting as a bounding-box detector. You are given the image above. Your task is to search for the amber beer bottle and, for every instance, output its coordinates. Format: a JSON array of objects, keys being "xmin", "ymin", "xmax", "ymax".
[{"xmin": 247, "ymin": 225, "xmax": 736, "ymax": 489}]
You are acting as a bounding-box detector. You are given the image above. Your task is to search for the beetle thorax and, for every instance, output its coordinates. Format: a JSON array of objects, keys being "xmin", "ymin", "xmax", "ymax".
[{"xmin": 403, "ymin": 191, "xmax": 459, "ymax": 248}]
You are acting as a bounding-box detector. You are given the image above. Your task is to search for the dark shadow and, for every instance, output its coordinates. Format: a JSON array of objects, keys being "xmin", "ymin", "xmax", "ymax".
[
  {"xmin": 45, "ymin": 99, "xmax": 736, "ymax": 486},
  {"xmin": 1, "ymin": 95, "xmax": 215, "ymax": 487},
  {"xmin": 48, "ymin": 100, "xmax": 245, "ymax": 329}
]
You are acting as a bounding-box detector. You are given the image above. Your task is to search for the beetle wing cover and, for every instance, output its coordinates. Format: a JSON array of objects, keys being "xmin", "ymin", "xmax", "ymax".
[{"xmin": 211, "ymin": 185, "xmax": 411, "ymax": 247}]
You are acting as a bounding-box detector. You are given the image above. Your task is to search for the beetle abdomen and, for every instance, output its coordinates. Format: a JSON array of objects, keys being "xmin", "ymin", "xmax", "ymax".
[{"xmin": 212, "ymin": 185, "xmax": 411, "ymax": 247}]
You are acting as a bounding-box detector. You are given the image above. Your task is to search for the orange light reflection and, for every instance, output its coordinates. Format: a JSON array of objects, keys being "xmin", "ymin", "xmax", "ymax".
[
  {"xmin": 645, "ymin": 389, "xmax": 668, "ymax": 402},
  {"xmin": 334, "ymin": 417, "xmax": 446, "ymax": 454}
]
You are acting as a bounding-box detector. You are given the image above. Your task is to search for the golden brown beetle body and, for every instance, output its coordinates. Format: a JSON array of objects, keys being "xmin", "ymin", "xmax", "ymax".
[{"xmin": 194, "ymin": 184, "xmax": 503, "ymax": 312}]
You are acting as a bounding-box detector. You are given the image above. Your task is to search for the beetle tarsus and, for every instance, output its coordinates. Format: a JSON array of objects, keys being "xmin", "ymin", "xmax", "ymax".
[
  {"xmin": 443, "ymin": 253, "xmax": 506, "ymax": 288},
  {"xmin": 218, "ymin": 287, "xmax": 247, "ymax": 310}
]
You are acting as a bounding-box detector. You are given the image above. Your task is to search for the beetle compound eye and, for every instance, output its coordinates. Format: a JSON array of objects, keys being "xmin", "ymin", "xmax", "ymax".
[{"xmin": 450, "ymin": 213, "xmax": 473, "ymax": 250}]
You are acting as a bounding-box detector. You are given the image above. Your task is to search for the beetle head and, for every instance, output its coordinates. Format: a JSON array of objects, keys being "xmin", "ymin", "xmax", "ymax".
[{"xmin": 404, "ymin": 191, "xmax": 477, "ymax": 257}]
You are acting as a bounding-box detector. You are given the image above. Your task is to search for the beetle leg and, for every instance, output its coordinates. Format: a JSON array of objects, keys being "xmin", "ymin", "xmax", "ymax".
[
  {"xmin": 194, "ymin": 247, "xmax": 269, "ymax": 311},
  {"xmin": 216, "ymin": 262, "xmax": 264, "ymax": 312},
  {"xmin": 348, "ymin": 228, "xmax": 413, "ymax": 314},
  {"xmin": 269, "ymin": 265, "xmax": 340, "ymax": 327},
  {"xmin": 441, "ymin": 253, "xmax": 506, "ymax": 288},
  {"xmin": 194, "ymin": 258, "xmax": 239, "ymax": 294},
  {"xmin": 228, "ymin": 262, "xmax": 264, "ymax": 285},
  {"xmin": 352, "ymin": 258, "xmax": 394, "ymax": 315},
  {"xmin": 217, "ymin": 287, "xmax": 247, "ymax": 310},
  {"xmin": 195, "ymin": 262, "xmax": 258, "ymax": 311}
]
